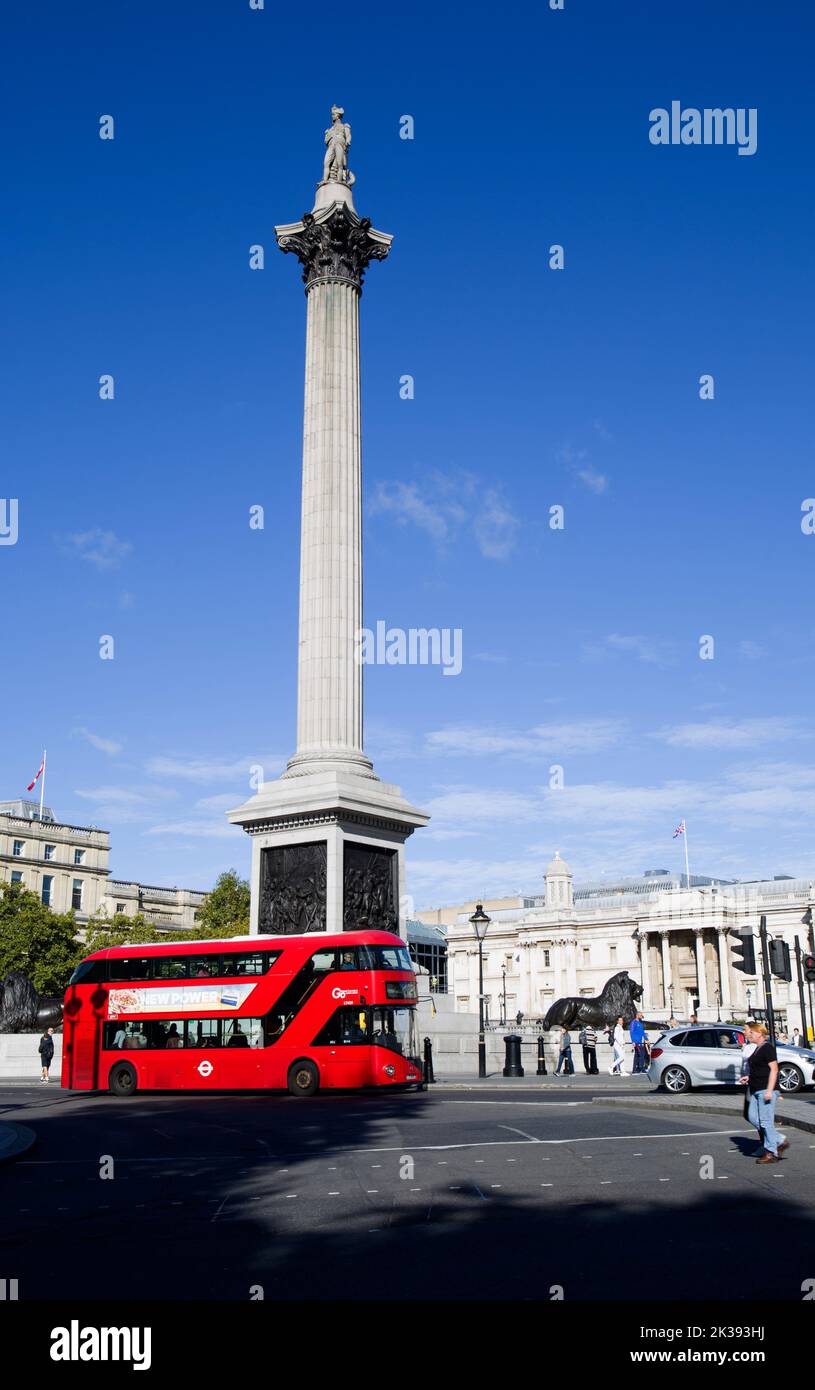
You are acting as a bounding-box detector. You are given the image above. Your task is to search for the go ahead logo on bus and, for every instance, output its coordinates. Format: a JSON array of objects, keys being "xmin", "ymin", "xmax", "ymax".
[
  {"xmin": 197, "ymin": 1061, "xmax": 214, "ymax": 1078},
  {"xmin": 331, "ymin": 986, "xmax": 359, "ymax": 1001}
]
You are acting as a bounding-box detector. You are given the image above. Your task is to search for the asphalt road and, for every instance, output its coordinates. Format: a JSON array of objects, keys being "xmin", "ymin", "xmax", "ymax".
[{"xmin": 1, "ymin": 1083, "xmax": 812, "ymax": 1301}]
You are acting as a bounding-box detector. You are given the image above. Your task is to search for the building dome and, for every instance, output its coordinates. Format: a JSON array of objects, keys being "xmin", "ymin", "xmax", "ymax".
[{"xmin": 545, "ymin": 851, "xmax": 572, "ymax": 877}]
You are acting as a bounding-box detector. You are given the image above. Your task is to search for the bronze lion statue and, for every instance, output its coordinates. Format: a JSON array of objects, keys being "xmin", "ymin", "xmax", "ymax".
[
  {"xmin": 0, "ymin": 971, "xmax": 63, "ymax": 1033},
  {"xmin": 542, "ymin": 971, "xmax": 643, "ymax": 1031}
]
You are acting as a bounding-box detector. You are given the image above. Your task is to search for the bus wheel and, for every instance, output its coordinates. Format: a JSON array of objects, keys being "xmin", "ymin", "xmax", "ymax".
[
  {"xmin": 109, "ymin": 1062, "xmax": 138, "ymax": 1097},
  {"xmin": 287, "ymin": 1060, "xmax": 319, "ymax": 1098}
]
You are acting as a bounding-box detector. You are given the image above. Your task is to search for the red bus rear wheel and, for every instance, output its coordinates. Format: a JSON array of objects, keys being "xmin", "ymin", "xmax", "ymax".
[
  {"xmin": 109, "ymin": 1062, "xmax": 138, "ymax": 1097},
  {"xmin": 287, "ymin": 1060, "xmax": 319, "ymax": 1097}
]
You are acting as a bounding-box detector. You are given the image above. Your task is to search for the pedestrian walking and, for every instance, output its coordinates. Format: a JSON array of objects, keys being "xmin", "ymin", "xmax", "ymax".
[
  {"xmin": 556, "ymin": 1026, "xmax": 574, "ymax": 1075},
  {"xmin": 629, "ymin": 1012, "xmax": 649, "ymax": 1074},
  {"xmin": 579, "ymin": 1024, "xmax": 598, "ymax": 1074},
  {"xmin": 791, "ymin": 1026, "xmax": 801, "ymax": 1047},
  {"xmin": 38, "ymin": 1026, "xmax": 55, "ymax": 1083},
  {"xmin": 608, "ymin": 1016, "xmax": 625, "ymax": 1075},
  {"xmin": 738, "ymin": 1021, "xmax": 787, "ymax": 1163}
]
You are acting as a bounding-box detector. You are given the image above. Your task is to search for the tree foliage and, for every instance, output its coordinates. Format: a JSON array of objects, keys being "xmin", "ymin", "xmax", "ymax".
[
  {"xmin": 193, "ymin": 869, "xmax": 250, "ymax": 938},
  {"xmin": 0, "ymin": 881, "xmax": 81, "ymax": 995}
]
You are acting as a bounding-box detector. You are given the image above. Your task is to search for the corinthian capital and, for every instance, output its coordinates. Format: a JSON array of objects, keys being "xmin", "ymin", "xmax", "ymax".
[{"xmin": 276, "ymin": 204, "xmax": 392, "ymax": 293}]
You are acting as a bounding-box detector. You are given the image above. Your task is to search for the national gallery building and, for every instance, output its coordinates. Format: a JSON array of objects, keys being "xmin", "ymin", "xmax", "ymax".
[{"xmin": 419, "ymin": 855, "xmax": 815, "ymax": 1033}]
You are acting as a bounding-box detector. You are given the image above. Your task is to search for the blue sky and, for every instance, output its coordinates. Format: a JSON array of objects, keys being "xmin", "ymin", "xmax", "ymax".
[{"xmin": 4, "ymin": 0, "xmax": 814, "ymax": 909}]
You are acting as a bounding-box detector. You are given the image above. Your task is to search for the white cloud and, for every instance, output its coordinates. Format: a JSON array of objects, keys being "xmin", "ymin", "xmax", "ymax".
[
  {"xmin": 63, "ymin": 529, "xmax": 132, "ymax": 570},
  {"xmin": 653, "ymin": 718, "xmax": 804, "ymax": 750},
  {"xmin": 426, "ymin": 719, "xmax": 624, "ymax": 757},
  {"xmin": 473, "ymin": 489, "xmax": 520, "ymax": 559},
  {"xmin": 369, "ymin": 472, "xmax": 519, "ymax": 560},
  {"xmin": 146, "ymin": 754, "xmax": 285, "ymax": 784},
  {"xmin": 577, "ymin": 466, "xmax": 608, "ymax": 494},
  {"xmin": 144, "ymin": 820, "xmax": 239, "ymax": 840},
  {"xmin": 72, "ymin": 727, "xmax": 123, "ymax": 756},
  {"xmin": 583, "ymin": 633, "xmax": 675, "ymax": 667}
]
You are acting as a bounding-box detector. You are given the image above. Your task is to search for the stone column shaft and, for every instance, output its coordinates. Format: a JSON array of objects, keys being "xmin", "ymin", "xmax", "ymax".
[{"xmin": 295, "ymin": 279, "xmax": 364, "ymax": 761}]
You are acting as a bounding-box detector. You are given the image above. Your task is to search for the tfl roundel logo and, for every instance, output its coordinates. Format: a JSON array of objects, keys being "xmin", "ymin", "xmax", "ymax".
[{"xmin": 197, "ymin": 1060, "xmax": 214, "ymax": 1078}]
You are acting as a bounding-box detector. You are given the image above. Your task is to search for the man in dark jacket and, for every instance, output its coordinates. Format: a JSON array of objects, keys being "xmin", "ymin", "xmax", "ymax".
[
  {"xmin": 579, "ymin": 1024, "xmax": 598, "ymax": 1074},
  {"xmin": 38, "ymin": 1027, "xmax": 55, "ymax": 1083}
]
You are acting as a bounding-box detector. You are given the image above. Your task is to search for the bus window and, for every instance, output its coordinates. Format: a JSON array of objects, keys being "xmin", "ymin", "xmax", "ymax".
[
  {"xmin": 224, "ymin": 1019, "xmax": 261, "ymax": 1048},
  {"xmin": 109, "ymin": 958, "xmax": 152, "ymax": 982},
  {"xmin": 192, "ymin": 1019, "xmax": 221, "ymax": 1048},
  {"xmin": 164, "ymin": 1021, "xmax": 185, "ymax": 1049},
  {"xmin": 153, "ymin": 958, "xmax": 188, "ymax": 980},
  {"xmin": 359, "ymin": 944, "xmax": 413, "ymax": 972},
  {"xmin": 310, "ymin": 948, "xmax": 338, "ymax": 974},
  {"xmin": 187, "ymin": 957, "xmax": 221, "ymax": 979}
]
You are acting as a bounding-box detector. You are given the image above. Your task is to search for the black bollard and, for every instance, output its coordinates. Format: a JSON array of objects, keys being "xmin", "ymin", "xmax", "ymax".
[
  {"xmin": 503, "ymin": 1033, "xmax": 524, "ymax": 1077},
  {"xmin": 536, "ymin": 1034, "xmax": 547, "ymax": 1075},
  {"xmin": 423, "ymin": 1036, "xmax": 435, "ymax": 1085}
]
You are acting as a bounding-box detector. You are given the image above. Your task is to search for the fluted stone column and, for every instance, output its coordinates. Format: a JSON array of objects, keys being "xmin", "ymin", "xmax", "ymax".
[{"xmin": 228, "ymin": 112, "xmax": 428, "ymax": 936}]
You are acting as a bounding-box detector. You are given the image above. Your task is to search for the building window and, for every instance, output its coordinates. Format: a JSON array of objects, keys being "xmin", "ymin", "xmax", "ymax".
[
  {"xmin": 71, "ymin": 879, "xmax": 83, "ymax": 910},
  {"xmin": 543, "ymin": 949, "xmax": 551, "ymax": 967},
  {"xmin": 582, "ymin": 947, "xmax": 590, "ymax": 965},
  {"xmin": 42, "ymin": 875, "xmax": 54, "ymax": 907},
  {"xmin": 115, "ymin": 902, "xmax": 126, "ymax": 914},
  {"xmin": 11, "ymin": 870, "xmax": 23, "ymax": 884},
  {"xmin": 44, "ymin": 844, "xmax": 56, "ymax": 861},
  {"xmin": 12, "ymin": 840, "xmax": 24, "ymax": 857},
  {"xmin": 609, "ymin": 945, "xmax": 617, "ymax": 964},
  {"xmin": 74, "ymin": 849, "xmax": 85, "ymax": 865}
]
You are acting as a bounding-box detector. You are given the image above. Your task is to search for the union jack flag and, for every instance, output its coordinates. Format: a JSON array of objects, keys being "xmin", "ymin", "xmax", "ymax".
[{"xmin": 673, "ymin": 820, "xmax": 686, "ymax": 838}]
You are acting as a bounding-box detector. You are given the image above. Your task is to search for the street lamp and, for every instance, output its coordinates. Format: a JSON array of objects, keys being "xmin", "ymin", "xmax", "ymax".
[
  {"xmin": 715, "ymin": 987, "xmax": 721, "ymax": 1023},
  {"xmin": 746, "ymin": 986, "xmax": 752, "ymax": 1018},
  {"xmin": 668, "ymin": 982, "xmax": 674, "ymax": 1019},
  {"xmin": 501, "ymin": 964, "xmax": 507, "ymax": 1027},
  {"xmin": 470, "ymin": 902, "xmax": 491, "ymax": 1078}
]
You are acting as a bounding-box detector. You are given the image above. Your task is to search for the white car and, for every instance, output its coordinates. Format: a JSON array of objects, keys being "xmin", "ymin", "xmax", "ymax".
[{"xmin": 648, "ymin": 1024, "xmax": 815, "ymax": 1095}]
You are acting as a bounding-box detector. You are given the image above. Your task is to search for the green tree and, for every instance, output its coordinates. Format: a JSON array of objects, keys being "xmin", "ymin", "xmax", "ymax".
[
  {"xmin": 0, "ymin": 881, "xmax": 81, "ymax": 995},
  {"xmin": 81, "ymin": 912, "xmax": 175, "ymax": 957},
  {"xmin": 194, "ymin": 869, "xmax": 250, "ymax": 938}
]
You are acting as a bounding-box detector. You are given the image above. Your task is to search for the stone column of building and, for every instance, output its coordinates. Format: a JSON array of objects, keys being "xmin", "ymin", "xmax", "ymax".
[
  {"xmin": 228, "ymin": 109, "xmax": 428, "ymax": 935},
  {"xmin": 693, "ymin": 928, "xmax": 709, "ymax": 1011},
  {"xmin": 660, "ymin": 931, "xmax": 673, "ymax": 1010},
  {"xmin": 716, "ymin": 928, "xmax": 732, "ymax": 1013}
]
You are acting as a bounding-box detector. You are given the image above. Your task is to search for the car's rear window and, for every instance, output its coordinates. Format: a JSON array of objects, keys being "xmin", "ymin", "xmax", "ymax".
[{"xmin": 669, "ymin": 1032, "xmax": 687, "ymax": 1046}]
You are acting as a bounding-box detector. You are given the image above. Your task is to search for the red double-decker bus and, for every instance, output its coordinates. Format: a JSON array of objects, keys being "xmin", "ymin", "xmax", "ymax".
[{"xmin": 62, "ymin": 930, "xmax": 423, "ymax": 1097}]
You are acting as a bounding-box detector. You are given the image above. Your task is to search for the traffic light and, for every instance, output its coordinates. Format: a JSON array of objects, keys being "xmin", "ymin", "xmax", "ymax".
[
  {"xmin": 804, "ymin": 954, "xmax": 815, "ymax": 984},
  {"xmin": 768, "ymin": 939, "xmax": 792, "ymax": 982},
  {"xmin": 730, "ymin": 928, "xmax": 756, "ymax": 975}
]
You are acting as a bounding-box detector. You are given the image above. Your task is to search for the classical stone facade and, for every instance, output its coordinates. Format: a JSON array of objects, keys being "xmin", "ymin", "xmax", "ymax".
[
  {"xmin": 0, "ymin": 800, "xmax": 205, "ymax": 930},
  {"xmin": 433, "ymin": 855, "xmax": 815, "ymax": 1034}
]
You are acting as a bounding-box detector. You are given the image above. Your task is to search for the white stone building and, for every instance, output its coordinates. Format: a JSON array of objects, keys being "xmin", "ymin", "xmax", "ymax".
[
  {"xmin": 431, "ymin": 854, "xmax": 815, "ymax": 1034},
  {"xmin": 0, "ymin": 799, "xmax": 206, "ymax": 930}
]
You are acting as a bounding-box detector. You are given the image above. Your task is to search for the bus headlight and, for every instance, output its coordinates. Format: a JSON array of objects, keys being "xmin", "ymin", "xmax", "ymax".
[
  {"xmin": 386, "ymin": 981, "xmax": 418, "ymax": 1000},
  {"xmin": 383, "ymin": 1064, "xmax": 395, "ymax": 1077}
]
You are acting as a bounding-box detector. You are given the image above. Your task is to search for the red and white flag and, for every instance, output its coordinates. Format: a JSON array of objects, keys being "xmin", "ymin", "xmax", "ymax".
[
  {"xmin": 673, "ymin": 819, "xmax": 685, "ymax": 839},
  {"xmin": 26, "ymin": 756, "xmax": 45, "ymax": 792}
]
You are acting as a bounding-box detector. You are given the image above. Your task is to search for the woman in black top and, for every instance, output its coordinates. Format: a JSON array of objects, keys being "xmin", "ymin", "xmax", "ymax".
[
  {"xmin": 38, "ymin": 1027, "xmax": 55, "ymax": 1083},
  {"xmin": 738, "ymin": 1022, "xmax": 786, "ymax": 1163}
]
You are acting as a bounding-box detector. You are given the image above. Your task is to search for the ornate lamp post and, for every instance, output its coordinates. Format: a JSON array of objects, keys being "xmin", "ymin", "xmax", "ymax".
[
  {"xmin": 715, "ymin": 987, "xmax": 721, "ymax": 1022},
  {"xmin": 668, "ymin": 982, "xmax": 674, "ymax": 1019},
  {"xmin": 746, "ymin": 986, "xmax": 752, "ymax": 1018},
  {"xmin": 470, "ymin": 903, "xmax": 491, "ymax": 1079},
  {"xmin": 501, "ymin": 964, "xmax": 507, "ymax": 1027}
]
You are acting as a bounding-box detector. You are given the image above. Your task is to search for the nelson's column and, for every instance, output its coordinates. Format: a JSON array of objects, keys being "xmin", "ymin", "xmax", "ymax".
[{"xmin": 229, "ymin": 106, "xmax": 429, "ymax": 936}]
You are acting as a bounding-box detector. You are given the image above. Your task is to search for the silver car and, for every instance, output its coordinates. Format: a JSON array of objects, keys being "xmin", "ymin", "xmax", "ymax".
[{"xmin": 648, "ymin": 1024, "xmax": 815, "ymax": 1095}]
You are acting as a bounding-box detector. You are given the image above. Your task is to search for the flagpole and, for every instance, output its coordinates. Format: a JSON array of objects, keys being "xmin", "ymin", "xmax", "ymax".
[
  {"xmin": 39, "ymin": 749, "xmax": 47, "ymax": 822},
  {"xmin": 683, "ymin": 821, "xmax": 690, "ymax": 889}
]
